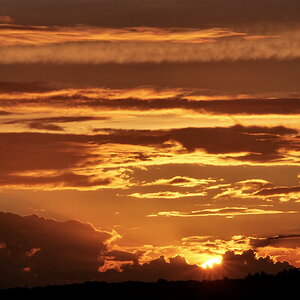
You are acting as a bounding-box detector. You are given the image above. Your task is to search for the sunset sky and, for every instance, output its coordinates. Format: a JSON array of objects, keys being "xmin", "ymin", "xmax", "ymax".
[{"xmin": 0, "ymin": 0, "xmax": 299, "ymax": 288}]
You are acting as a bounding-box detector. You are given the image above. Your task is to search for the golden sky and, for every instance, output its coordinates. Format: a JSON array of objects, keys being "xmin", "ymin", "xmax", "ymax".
[{"xmin": 0, "ymin": 0, "xmax": 299, "ymax": 288}]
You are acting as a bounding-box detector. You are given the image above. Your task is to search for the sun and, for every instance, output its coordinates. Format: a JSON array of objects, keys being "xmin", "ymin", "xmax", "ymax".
[{"xmin": 201, "ymin": 257, "xmax": 222, "ymax": 269}]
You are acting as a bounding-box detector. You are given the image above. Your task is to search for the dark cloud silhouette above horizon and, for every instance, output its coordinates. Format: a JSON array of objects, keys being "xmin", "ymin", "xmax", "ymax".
[
  {"xmin": 0, "ymin": 212, "xmax": 294, "ymax": 288},
  {"xmin": 0, "ymin": 212, "xmax": 112, "ymax": 288}
]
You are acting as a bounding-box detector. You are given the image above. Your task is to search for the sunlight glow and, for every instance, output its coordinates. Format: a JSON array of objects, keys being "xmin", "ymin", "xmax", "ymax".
[{"xmin": 201, "ymin": 257, "xmax": 222, "ymax": 269}]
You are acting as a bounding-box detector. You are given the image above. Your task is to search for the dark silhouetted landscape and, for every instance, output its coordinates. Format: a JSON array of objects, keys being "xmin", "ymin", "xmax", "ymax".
[{"xmin": 1, "ymin": 268, "xmax": 299, "ymax": 299}]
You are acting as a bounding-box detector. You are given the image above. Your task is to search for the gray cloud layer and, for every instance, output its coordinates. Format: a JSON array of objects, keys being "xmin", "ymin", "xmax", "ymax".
[{"xmin": 1, "ymin": 0, "xmax": 300, "ymax": 29}]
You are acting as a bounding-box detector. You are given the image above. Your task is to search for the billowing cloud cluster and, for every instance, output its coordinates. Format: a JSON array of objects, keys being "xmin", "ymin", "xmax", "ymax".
[
  {"xmin": 0, "ymin": 212, "xmax": 295, "ymax": 288},
  {"xmin": 0, "ymin": 212, "xmax": 113, "ymax": 288}
]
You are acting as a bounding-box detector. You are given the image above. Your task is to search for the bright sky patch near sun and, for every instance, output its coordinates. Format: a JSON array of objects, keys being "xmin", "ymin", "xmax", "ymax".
[{"xmin": 201, "ymin": 257, "xmax": 223, "ymax": 269}]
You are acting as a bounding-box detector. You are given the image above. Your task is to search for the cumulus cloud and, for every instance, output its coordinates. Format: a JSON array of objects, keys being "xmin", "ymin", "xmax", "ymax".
[
  {"xmin": 0, "ymin": 212, "xmax": 295, "ymax": 288},
  {"xmin": 0, "ymin": 212, "xmax": 113, "ymax": 288},
  {"xmin": 99, "ymin": 250, "xmax": 293, "ymax": 282},
  {"xmin": 219, "ymin": 249, "xmax": 293, "ymax": 279}
]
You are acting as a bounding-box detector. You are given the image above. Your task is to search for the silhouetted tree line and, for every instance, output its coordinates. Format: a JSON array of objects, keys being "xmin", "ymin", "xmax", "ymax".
[{"xmin": 0, "ymin": 268, "xmax": 299, "ymax": 299}]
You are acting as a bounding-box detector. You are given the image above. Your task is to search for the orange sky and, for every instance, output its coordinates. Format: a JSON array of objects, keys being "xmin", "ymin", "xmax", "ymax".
[{"xmin": 0, "ymin": 0, "xmax": 299, "ymax": 288}]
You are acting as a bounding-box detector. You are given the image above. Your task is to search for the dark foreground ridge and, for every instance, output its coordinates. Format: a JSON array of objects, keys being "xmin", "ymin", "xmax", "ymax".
[{"xmin": 0, "ymin": 268, "xmax": 299, "ymax": 299}]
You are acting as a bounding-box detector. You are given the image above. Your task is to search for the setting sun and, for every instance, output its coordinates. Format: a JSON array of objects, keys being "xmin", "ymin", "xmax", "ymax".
[{"xmin": 201, "ymin": 257, "xmax": 223, "ymax": 269}]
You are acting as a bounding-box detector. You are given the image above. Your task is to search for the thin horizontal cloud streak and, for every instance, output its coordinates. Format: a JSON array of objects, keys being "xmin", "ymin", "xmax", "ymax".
[
  {"xmin": 0, "ymin": 25, "xmax": 246, "ymax": 46},
  {"xmin": 0, "ymin": 172, "xmax": 112, "ymax": 190},
  {"xmin": 143, "ymin": 176, "xmax": 217, "ymax": 187},
  {"xmin": 0, "ymin": 94, "xmax": 300, "ymax": 115},
  {"xmin": 147, "ymin": 207, "xmax": 297, "ymax": 218},
  {"xmin": 209, "ymin": 179, "xmax": 300, "ymax": 202},
  {"xmin": 2, "ymin": 33, "xmax": 300, "ymax": 64},
  {"xmin": 255, "ymin": 186, "xmax": 300, "ymax": 196},
  {"xmin": 1, "ymin": 85, "xmax": 300, "ymax": 115},
  {"xmin": 4, "ymin": 116, "xmax": 110, "ymax": 131},
  {"xmin": 129, "ymin": 191, "xmax": 207, "ymax": 199}
]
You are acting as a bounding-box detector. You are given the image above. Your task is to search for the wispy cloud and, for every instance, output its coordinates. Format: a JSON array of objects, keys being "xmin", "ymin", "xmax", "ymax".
[
  {"xmin": 147, "ymin": 207, "xmax": 298, "ymax": 218},
  {"xmin": 1, "ymin": 26, "xmax": 300, "ymax": 64},
  {"xmin": 0, "ymin": 25, "xmax": 245, "ymax": 46},
  {"xmin": 129, "ymin": 191, "xmax": 206, "ymax": 199}
]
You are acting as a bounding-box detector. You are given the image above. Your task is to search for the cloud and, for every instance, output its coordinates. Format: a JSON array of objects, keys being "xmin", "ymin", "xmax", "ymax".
[
  {"xmin": 147, "ymin": 207, "xmax": 297, "ymax": 218},
  {"xmin": 127, "ymin": 234, "xmax": 300, "ymax": 269},
  {"xmin": 100, "ymin": 255, "xmax": 203, "ymax": 282},
  {"xmin": 4, "ymin": 116, "xmax": 109, "ymax": 131},
  {"xmin": 1, "ymin": 31, "xmax": 300, "ymax": 64},
  {"xmin": 0, "ymin": 110, "xmax": 11, "ymax": 116},
  {"xmin": 0, "ymin": 25, "xmax": 246, "ymax": 46},
  {"xmin": 129, "ymin": 191, "xmax": 207, "ymax": 199},
  {"xmin": 2, "ymin": 0, "xmax": 300, "ymax": 29},
  {"xmin": 255, "ymin": 186, "xmax": 300, "ymax": 196},
  {"xmin": 104, "ymin": 249, "xmax": 143, "ymax": 266},
  {"xmin": 28, "ymin": 122, "xmax": 64, "ymax": 131},
  {"xmin": 0, "ymin": 16, "xmax": 14, "ymax": 24},
  {"xmin": 0, "ymin": 125, "xmax": 298, "ymax": 189},
  {"xmin": 2, "ymin": 86, "xmax": 300, "ymax": 115},
  {"xmin": 99, "ymin": 249, "xmax": 293, "ymax": 282},
  {"xmin": 0, "ymin": 172, "xmax": 112, "ymax": 190},
  {"xmin": 251, "ymin": 235, "xmax": 300, "ymax": 249},
  {"xmin": 211, "ymin": 179, "xmax": 300, "ymax": 202},
  {"xmin": 96, "ymin": 125, "xmax": 298, "ymax": 162},
  {"xmin": 143, "ymin": 176, "xmax": 217, "ymax": 187},
  {"xmin": 0, "ymin": 132, "xmax": 117, "ymax": 190},
  {"xmin": 0, "ymin": 212, "xmax": 295, "ymax": 287},
  {"xmin": 0, "ymin": 81, "xmax": 57, "ymax": 93},
  {"xmin": 212, "ymin": 179, "xmax": 271, "ymax": 200},
  {"xmin": 219, "ymin": 249, "xmax": 293, "ymax": 279},
  {"xmin": 64, "ymin": 97, "xmax": 300, "ymax": 115},
  {"xmin": 0, "ymin": 212, "xmax": 113, "ymax": 288}
]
